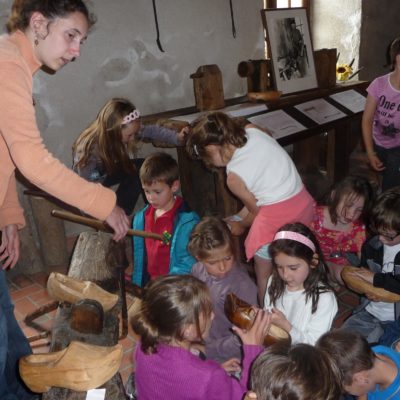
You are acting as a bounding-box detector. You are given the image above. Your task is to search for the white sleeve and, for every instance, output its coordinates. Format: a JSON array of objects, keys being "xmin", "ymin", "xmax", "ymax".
[{"xmin": 290, "ymin": 291, "xmax": 338, "ymax": 345}]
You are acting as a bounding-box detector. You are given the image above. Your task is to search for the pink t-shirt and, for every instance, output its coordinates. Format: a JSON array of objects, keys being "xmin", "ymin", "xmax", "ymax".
[{"xmin": 367, "ymin": 73, "xmax": 400, "ymax": 149}]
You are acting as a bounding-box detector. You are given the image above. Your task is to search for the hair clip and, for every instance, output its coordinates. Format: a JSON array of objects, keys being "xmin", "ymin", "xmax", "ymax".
[
  {"xmin": 193, "ymin": 144, "xmax": 200, "ymax": 157},
  {"xmin": 122, "ymin": 109, "xmax": 141, "ymax": 125}
]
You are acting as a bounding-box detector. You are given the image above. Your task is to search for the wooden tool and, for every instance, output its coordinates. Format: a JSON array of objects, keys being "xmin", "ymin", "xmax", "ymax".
[
  {"xmin": 341, "ymin": 266, "xmax": 400, "ymax": 303},
  {"xmin": 247, "ymin": 90, "xmax": 282, "ymax": 102},
  {"xmin": 51, "ymin": 209, "xmax": 167, "ymax": 243},
  {"xmin": 224, "ymin": 292, "xmax": 290, "ymax": 346}
]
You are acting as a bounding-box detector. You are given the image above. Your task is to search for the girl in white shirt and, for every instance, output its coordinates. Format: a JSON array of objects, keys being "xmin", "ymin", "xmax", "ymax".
[{"xmin": 264, "ymin": 222, "xmax": 338, "ymax": 345}]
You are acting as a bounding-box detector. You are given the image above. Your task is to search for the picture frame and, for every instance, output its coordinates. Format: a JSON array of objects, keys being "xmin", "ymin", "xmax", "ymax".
[{"xmin": 261, "ymin": 8, "xmax": 318, "ymax": 95}]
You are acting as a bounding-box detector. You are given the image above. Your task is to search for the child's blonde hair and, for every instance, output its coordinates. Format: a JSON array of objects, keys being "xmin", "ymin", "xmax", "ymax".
[
  {"xmin": 131, "ymin": 275, "xmax": 213, "ymax": 354},
  {"xmin": 268, "ymin": 222, "xmax": 331, "ymax": 313},
  {"xmin": 72, "ymin": 98, "xmax": 137, "ymax": 176},
  {"xmin": 188, "ymin": 216, "xmax": 234, "ymax": 260}
]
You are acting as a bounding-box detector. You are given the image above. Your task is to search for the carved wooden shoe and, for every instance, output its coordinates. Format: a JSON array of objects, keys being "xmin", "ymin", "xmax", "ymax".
[
  {"xmin": 47, "ymin": 272, "xmax": 118, "ymax": 312},
  {"xmin": 342, "ymin": 266, "xmax": 400, "ymax": 303},
  {"xmin": 19, "ymin": 341, "xmax": 123, "ymax": 393},
  {"xmin": 224, "ymin": 292, "xmax": 291, "ymax": 346}
]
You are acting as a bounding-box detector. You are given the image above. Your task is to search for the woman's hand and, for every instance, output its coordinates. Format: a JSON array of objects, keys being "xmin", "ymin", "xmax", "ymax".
[
  {"xmin": 367, "ymin": 153, "xmax": 385, "ymax": 171},
  {"xmin": 0, "ymin": 224, "xmax": 20, "ymax": 269},
  {"xmin": 271, "ymin": 308, "xmax": 292, "ymax": 333},
  {"xmin": 243, "ymin": 392, "xmax": 257, "ymax": 400},
  {"xmin": 105, "ymin": 206, "xmax": 129, "ymax": 241},
  {"xmin": 221, "ymin": 357, "xmax": 241, "ymax": 373},
  {"xmin": 233, "ymin": 308, "xmax": 271, "ymax": 346}
]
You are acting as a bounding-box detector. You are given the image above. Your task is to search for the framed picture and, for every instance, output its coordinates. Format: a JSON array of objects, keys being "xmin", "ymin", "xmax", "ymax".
[{"xmin": 261, "ymin": 8, "xmax": 318, "ymax": 94}]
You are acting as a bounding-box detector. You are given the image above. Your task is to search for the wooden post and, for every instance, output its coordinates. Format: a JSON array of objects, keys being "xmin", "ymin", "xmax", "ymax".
[
  {"xmin": 29, "ymin": 196, "xmax": 68, "ymax": 268},
  {"xmin": 190, "ymin": 64, "xmax": 225, "ymax": 111},
  {"xmin": 43, "ymin": 231, "xmax": 127, "ymax": 400}
]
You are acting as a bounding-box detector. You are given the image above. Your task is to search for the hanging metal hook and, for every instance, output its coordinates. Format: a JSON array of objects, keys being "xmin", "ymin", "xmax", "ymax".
[{"xmin": 152, "ymin": 0, "xmax": 165, "ymax": 52}]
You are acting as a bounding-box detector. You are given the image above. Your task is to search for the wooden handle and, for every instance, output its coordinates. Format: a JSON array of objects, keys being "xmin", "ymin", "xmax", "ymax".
[
  {"xmin": 51, "ymin": 210, "xmax": 165, "ymax": 242},
  {"xmin": 247, "ymin": 91, "xmax": 282, "ymax": 102}
]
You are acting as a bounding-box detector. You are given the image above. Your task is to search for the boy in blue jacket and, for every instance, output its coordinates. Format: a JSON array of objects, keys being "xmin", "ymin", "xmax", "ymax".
[{"xmin": 132, "ymin": 152, "xmax": 199, "ymax": 287}]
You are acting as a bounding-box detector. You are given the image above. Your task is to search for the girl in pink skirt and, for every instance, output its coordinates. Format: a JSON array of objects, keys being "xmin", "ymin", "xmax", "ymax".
[{"xmin": 187, "ymin": 112, "xmax": 315, "ymax": 303}]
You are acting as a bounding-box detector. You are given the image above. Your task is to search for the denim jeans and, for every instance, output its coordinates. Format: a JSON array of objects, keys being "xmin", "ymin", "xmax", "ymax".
[
  {"xmin": 342, "ymin": 308, "xmax": 391, "ymax": 344},
  {"xmin": 0, "ymin": 269, "xmax": 34, "ymax": 399},
  {"xmin": 375, "ymin": 144, "xmax": 400, "ymax": 191}
]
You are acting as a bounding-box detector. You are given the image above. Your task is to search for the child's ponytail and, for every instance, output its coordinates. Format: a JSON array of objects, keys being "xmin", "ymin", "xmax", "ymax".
[{"xmin": 130, "ymin": 275, "xmax": 213, "ymax": 354}]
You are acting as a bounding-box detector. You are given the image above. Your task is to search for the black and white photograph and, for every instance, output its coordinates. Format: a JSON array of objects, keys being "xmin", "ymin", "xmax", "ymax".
[{"xmin": 262, "ymin": 8, "xmax": 318, "ymax": 94}]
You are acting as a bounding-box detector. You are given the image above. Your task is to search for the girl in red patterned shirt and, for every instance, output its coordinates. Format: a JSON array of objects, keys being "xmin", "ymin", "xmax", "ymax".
[{"xmin": 311, "ymin": 176, "xmax": 374, "ymax": 286}]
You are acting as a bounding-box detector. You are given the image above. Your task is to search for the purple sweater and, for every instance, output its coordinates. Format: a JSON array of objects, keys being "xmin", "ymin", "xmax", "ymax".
[
  {"xmin": 135, "ymin": 343, "xmax": 263, "ymax": 400},
  {"xmin": 191, "ymin": 261, "xmax": 258, "ymax": 363}
]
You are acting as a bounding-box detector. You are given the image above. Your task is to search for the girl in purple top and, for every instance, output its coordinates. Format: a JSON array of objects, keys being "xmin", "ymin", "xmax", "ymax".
[
  {"xmin": 131, "ymin": 275, "xmax": 270, "ymax": 400},
  {"xmin": 362, "ymin": 37, "xmax": 400, "ymax": 190}
]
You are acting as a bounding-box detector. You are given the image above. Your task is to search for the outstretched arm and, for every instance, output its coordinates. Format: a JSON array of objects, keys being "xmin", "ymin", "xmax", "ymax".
[{"xmin": 226, "ymin": 172, "xmax": 258, "ymax": 235}]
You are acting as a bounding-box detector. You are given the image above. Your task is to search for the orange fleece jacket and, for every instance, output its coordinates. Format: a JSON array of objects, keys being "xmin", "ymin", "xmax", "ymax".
[{"xmin": 0, "ymin": 31, "xmax": 116, "ymax": 230}]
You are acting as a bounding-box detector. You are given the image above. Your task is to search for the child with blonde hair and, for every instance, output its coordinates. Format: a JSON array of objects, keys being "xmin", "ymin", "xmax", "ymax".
[
  {"xmin": 73, "ymin": 97, "xmax": 187, "ymax": 214},
  {"xmin": 189, "ymin": 216, "xmax": 257, "ymax": 364}
]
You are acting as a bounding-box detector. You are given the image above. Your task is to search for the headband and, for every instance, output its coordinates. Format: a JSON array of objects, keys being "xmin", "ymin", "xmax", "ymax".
[
  {"xmin": 273, "ymin": 231, "xmax": 316, "ymax": 252},
  {"xmin": 122, "ymin": 109, "xmax": 141, "ymax": 125}
]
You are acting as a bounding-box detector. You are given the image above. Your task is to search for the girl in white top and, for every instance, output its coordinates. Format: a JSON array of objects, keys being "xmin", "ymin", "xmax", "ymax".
[
  {"xmin": 187, "ymin": 112, "xmax": 315, "ymax": 303},
  {"xmin": 264, "ymin": 222, "xmax": 338, "ymax": 345}
]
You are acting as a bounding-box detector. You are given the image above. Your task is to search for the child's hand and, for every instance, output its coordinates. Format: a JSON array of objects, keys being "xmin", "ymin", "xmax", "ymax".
[
  {"xmin": 348, "ymin": 268, "xmax": 374, "ymax": 284},
  {"xmin": 271, "ymin": 308, "xmax": 292, "ymax": 333},
  {"xmin": 367, "ymin": 153, "xmax": 385, "ymax": 171},
  {"xmin": 177, "ymin": 126, "xmax": 189, "ymax": 144},
  {"xmin": 233, "ymin": 308, "xmax": 271, "ymax": 346},
  {"xmin": 244, "ymin": 391, "xmax": 257, "ymax": 400},
  {"xmin": 225, "ymin": 220, "xmax": 246, "ymax": 236},
  {"xmin": 221, "ymin": 357, "xmax": 241, "ymax": 373}
]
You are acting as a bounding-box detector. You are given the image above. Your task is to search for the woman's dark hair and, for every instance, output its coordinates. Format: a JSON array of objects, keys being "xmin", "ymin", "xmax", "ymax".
[
  {"xmin": 251, "ymin": 341, "xmax": 341, "ymax": 400},
  {"xmin": 327, "ymin": 176, "xmax": 374, "ymax": 225},
  {"xmin": 130, "ymin": 275, "xmax": 213, "ymax": 354},
  {"xmin": 6, "ymin": 0, "xmax": 96, "ymax": 33},
  {"xmin": 268, "ymin": 222, "xmax": 331, "ymax": 313},
  {"xmin": 186, "ymin": 111, "xmax": 246, "ymax": 169},
  {"xmin": 316, "ymin": 329, "xmax": 375, "ymax": 389}
]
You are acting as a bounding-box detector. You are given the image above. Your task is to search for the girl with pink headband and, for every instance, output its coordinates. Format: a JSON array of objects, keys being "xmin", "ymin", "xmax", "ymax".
[
  {"xmin": 264, "ymin": 222, "xmax": 338, "ymax": 345},
  {"xmin": 73, "ymin": 98, "xmax": 188, "ymax": 215}
]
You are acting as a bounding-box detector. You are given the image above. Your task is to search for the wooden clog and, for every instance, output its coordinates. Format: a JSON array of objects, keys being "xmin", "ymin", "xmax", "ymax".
[
  {"xmin": 19, "ymin": 341, "xmax": 123, "ymax": 393},
  {"xmin": 224, "ymin": 292, "xmax": 290, "ymax": 346},
  {"xmin": 47, "ymin": 272, "xmax": 118, "ymax": 312},
  {"xmin": 341, "ymin": 266, "xmax": 400, "ymax": 303}
]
